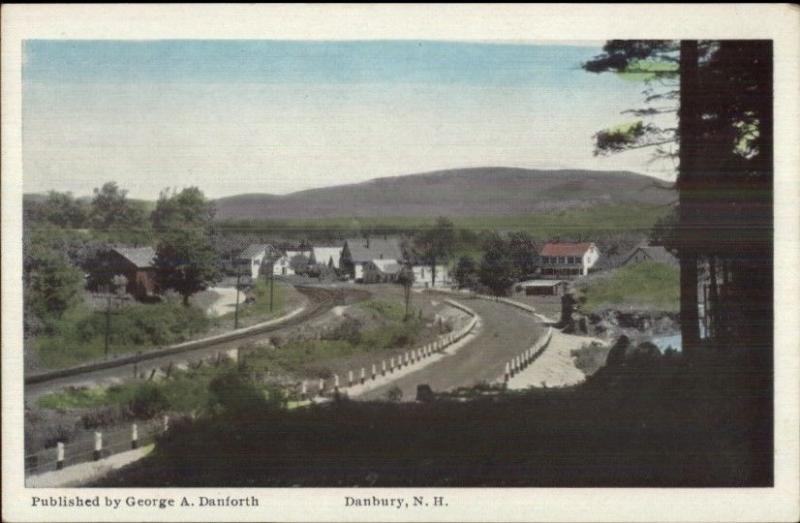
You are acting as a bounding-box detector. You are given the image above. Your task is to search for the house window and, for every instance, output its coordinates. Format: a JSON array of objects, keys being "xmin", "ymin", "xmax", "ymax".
[{"xmin": 558, "ymin": 256, "xmax": 566, "ymax": 264}]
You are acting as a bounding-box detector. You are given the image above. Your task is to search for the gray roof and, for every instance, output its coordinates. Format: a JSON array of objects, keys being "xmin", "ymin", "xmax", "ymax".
[
  {"xmin": 370, "ymin": 259, "xmax": 403, "ymax": 274},
  {"xmin": 345, "ymin": 238, "xmax": 403, "ymax": 263},
  {"xmin": 623, "ymin": 245, "xmax": 678, "ymax": 266},
  {"xmin": 113, "ymin": 246, "xmax": 156, "ymax": 269},
  {"xmin": 238, "ymin": 244, "xmax": 274, "ymax": 259}
]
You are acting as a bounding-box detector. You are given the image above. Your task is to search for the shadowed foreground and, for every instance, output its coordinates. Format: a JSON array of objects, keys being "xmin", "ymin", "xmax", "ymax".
[{"xmin": 93, "ymin": 350, "xmax": 771, "ymax": 487}]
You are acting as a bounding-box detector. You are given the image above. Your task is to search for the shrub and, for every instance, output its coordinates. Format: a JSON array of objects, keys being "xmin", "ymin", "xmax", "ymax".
[
  {"xmin": 386, "ymin": 386, "xmax": 403, "ymax": 402},
  {"xmin": 80, "ymin": 406, "xmax": 120, "ymax": 429},
  {"xmin": 129, "ymin": 383, "xmax": 170, "ymax": 419},
  {"xmin": 207, "ymin": 370, "xmax": 267, "ymax": 415}
]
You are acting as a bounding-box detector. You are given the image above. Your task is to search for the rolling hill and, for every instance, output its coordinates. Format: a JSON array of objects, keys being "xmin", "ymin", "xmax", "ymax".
[{"xmin": 213, "ymin": 167, "xmax": 675, "ymax": 221}]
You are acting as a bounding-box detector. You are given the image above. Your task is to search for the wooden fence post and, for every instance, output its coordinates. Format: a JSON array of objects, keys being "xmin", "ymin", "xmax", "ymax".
[
  {"xmin": 56, "ymin": 442, "xmax": 64, "ymax": 470},
  {"xmin": 93, "ymin": 432, "xmax": 102, "ymax": 461}
]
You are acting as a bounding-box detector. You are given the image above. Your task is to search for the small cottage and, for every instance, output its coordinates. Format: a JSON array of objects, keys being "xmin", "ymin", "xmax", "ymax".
[
  {"xmin": 236, "ymin": 244, "xmax": 277, "ymax": 279},
  {"xmin": 515, "ymin": 279, "xmax": 568, "ymax": 296},
  {"xmin": 97, "ymin": 246, "xmax": 158, "ymax": 300}
]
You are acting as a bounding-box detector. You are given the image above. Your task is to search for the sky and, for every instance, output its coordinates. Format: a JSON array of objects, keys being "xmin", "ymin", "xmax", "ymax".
[{"xmin": 22, "ymin": 40, "xmax": 676, "ymax": 199}]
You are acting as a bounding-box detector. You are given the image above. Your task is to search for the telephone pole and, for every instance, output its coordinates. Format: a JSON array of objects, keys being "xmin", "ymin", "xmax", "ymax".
[
  {"xmin": 234, "ymin": 267, "xmax": 242, "ymax": 329},
  {"xmin": 104, "ymin": 295, "xmax": 112, "ymax": 359},
  {"xmin": 269, "ymin": 271, "xmax": 274, "ymax": 312}
]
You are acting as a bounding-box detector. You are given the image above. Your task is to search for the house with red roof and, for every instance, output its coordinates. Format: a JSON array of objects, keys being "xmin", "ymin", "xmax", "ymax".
[{"xmin": 538, "ymin": 242, "xmax": 600, "ymax": 279}]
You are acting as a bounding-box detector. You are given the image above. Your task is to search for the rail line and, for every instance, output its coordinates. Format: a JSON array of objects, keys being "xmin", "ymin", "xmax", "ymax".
[{"xmin": 24, "ymin": 285, "xmax": 351, "ymax": 387}]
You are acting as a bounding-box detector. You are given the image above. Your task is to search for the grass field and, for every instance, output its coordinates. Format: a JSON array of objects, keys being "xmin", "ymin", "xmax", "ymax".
[{"xmin": 575, "ymin": 261, "xmax": 680, "ymax": 313}]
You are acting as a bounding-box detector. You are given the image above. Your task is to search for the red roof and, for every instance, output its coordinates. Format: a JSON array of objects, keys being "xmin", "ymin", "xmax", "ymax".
[{"xmin": 540, "ymin": 242, "xmax": 594, "ymax": 257}]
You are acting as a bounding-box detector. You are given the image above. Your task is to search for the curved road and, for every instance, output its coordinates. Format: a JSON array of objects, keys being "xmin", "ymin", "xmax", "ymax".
[
  {"xmin": 358, "ymin": 296, "xmax": 545, "ymax": 401},
  {"xmin": 24, "ymin": 286, "xmax": 359, "ymax": 404}
]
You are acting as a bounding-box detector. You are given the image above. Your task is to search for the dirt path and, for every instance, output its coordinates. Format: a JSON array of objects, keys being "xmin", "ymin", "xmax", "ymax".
[
  {"xmin": 507, "ymin": 329, "xmax": 608, "ymax": 389},
  {"xmin": 204, "ymin": 286, "xmax": 239, "ymax": 317},
  {"xmin": 25, "ymin": 445, "xmax": 154, "ymax": 488},
  {"xmin": 357, "ymin": 297, "xmax": 544, "ymax": 401}
]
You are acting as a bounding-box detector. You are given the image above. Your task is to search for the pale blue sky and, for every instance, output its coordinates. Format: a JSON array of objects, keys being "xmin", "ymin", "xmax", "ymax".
[{"xmin": 23, "ymin": 40, "xmax": 675, "ymax": 199}]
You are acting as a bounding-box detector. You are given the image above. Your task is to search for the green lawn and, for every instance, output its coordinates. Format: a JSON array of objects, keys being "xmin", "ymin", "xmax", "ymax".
[{"xmin": 575, "ymin": 261, "xmax": 680, "ymax": 313}]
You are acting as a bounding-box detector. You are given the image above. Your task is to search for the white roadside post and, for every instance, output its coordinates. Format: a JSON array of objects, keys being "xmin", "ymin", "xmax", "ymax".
[
  {"xmin": 334, "ymin": 374, "xmax": 340, "ymax": 393},
  {"xmin": 389, "ymin": 357, "xmax": 395, "ymax": 373},
  {"xmin": 163, "ymin": 415, "xmax": 170, "ymax": 433},
  {"xmin": 301, "ymin": 380, "xmax": 307, "ymax": 401},
  {"xmin": 360, "ymin": 367, "xmax": 366, "ymax": 385},
  {"xmin": 373, "ymin": 363, "xmax": 378, "ymax": 380},
  {"xmin": 505, "ymin": 361, "xmax": 511, "ymax": 383},
  {"xmin": 318, "ymin": 378, "xmax": 325, "ymax": 397},
  {"xmin": 131, "ymin": 423, "xmax": 139, "ymax": 449},
  {"xmin": 56, "ymin": 442, "xmax": 64, "ymax": 470},
  {"xmin": 93, "ymin": 432, "xmax": 102, "ymax": 461},
  {"xmin": 348, "ymin": 370, "xmax": 354, "ymax": 388}
]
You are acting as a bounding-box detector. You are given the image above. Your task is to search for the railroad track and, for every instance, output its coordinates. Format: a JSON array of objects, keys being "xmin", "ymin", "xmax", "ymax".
[{"xmin": 24, "ymin": 285, "xmax": 354, "ymax": 387}]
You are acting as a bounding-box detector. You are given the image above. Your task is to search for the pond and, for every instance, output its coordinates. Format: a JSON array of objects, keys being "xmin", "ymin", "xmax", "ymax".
[{"xmin": 651, "ymin": 334, "xmax": 682, "ymax": 353}]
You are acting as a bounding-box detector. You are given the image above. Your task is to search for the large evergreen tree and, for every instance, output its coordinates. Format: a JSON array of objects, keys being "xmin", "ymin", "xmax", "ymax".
[{"xmin": 584, "ymin": 40, "xmax": 773, "ymax": 357}]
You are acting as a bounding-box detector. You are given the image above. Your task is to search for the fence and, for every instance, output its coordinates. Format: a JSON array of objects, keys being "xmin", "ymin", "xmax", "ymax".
[
  {"xmin": 502, "ymin": 327, "xmax": 554, "ymax": 384},
  {"xmin": 24, "ymin": 416, "xmax": 168, "ymax": 477},
  {"xmin": 292, "ymin": 299, "xmax": 479, "ymax": 399}
]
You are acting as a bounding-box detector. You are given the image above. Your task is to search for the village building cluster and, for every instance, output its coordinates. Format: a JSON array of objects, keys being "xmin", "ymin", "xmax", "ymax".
[{"xmin": 93, "ymin": 237, "xmax": 675, "ymax": 302}]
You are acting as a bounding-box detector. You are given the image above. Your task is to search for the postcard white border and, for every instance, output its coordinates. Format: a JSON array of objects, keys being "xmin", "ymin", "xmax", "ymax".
[{"xmin": 3, "ymin": 4, "xmax": 799, "ymax": 522}]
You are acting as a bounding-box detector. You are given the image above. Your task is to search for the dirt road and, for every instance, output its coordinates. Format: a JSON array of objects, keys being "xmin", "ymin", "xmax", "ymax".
[{"xmin": 358, "ymin": 296, "xmax": 544, "ymax": 401}]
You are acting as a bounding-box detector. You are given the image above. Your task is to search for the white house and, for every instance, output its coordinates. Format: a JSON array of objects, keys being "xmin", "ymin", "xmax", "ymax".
[
  {"xmin": 362, "ymin": 259, "xmax": 404, "ymax": 283},
  {"xmin": 412, "ymin": 264, "xmax": 451, "ymax": 288},
  {"xmin": 342, "ymin": 238, "xmax": 403, "ymax": 283},
  {"xmin": 312, "ymin": 246, "xmax": 343, "ymax": 270},
  {"xmin": 236, "ymin": 244, "xmax": 277, "ymax": 279},
  {"xmin": 272, "ymin": 249, "xmax": 312, "ymax": 276},
  {"xmin": 538, "ymin": 242, "xmax": 600, "ymax": 279}
]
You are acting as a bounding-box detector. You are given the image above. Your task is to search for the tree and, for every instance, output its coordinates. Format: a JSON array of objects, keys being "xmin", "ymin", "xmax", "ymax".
[
  {"xmin": 23, "ymin": 244, "xmax": 84, "ymax": 334},
  {"xmin": 396, "ymin": 265, "xmax": 415, "ymax": 321},
  {"xmin": 32, "ymin": 191, "xmax": 89, "ymax": 229},
  {"xmin": 479, "ymin": 234, "xmax": 517, "ymax": 296},
  {"xmin": 507, "ymin": 231, "xmax": 538, "ymax": 277},
  {"xmin": 88, "ymin": 182, "xmax": 150, "ymax": 242},
  {"xmin": 151, "ymin": 187, "xmax": 216, "ymax": 233},
  {"xmin": 414, "ymin": 217, "xmax": 456, "ymax": 287},
  {"xmin": 584, "ymin": 40, "xmax": 773, "ymax": 356},
  {"xmin": 453, "ymin": 255, "xmax": 479, "ymax": 289},
  {"xmin": 154, "ymin": 229, "xmax": 222, "ymax": 306}
]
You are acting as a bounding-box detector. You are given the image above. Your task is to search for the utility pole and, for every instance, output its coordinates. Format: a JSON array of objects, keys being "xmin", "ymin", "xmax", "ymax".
[
  {"xmin": 104, "ymin": 294, "xmax": 112, "ymax": 359},
  {"xmin": 269, "ymin": 271, "xmax": 274, "ymax": 312},
  {"xmin": 234, "ymin": 267, "xmax": 242, "ymax": 329}
]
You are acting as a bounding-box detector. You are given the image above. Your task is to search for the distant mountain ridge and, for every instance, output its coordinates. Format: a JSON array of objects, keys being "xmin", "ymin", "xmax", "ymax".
[{"xmin": 213, "ymin": 167, "xmax": 675, "ymax": 220}]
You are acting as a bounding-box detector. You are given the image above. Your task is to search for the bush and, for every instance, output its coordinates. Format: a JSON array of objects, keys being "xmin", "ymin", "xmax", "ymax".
[
  {"xmin": 386, "ymin": 386, "xmax": 403, "ymax": 402},
  {"xmin": 80, "ymin": 406, "xmax": 121, "ymax": 430},
  {"xmin": 129, "ymin": 383, "xmax": 170, "ymax": 419},
  {"xmin": 325, "ymin": 317, "xmax": 362, "ymax": 345},
  {"xmin": 207, "ymin": 371, "xmax": 267, "ymax": 415}
]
